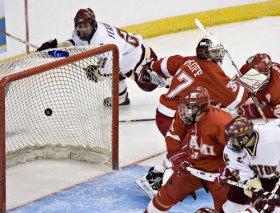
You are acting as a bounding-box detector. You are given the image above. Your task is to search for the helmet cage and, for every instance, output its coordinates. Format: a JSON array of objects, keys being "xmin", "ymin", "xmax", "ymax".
[
  {"xmin": 208, "ymin": 44, "xmax": 225, "ymax": 64},
  {"xmin": 196, "ymin": 37, "xmax": 225, "ymax": 64},
  {"xmin": 178, "ymin": 87, "xmax": 210, "ymax": 124},
  {"xmin": 179, "ymin": 104, "xmax": 203, "ymax": 124}
]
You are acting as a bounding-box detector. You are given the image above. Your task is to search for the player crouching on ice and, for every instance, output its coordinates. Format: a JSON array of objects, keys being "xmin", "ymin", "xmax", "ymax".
[{"xmin": 213, "ymin": 116, "xmax": 280, "ymax": 213}]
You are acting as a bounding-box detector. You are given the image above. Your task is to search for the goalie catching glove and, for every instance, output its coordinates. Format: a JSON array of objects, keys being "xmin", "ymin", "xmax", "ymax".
[
  {"xmin": 137, "ymin": 61, "xmax": 169, "ymax": 88},
  {"xmin": 237, "ymin": 103, "xmax": 260, "ymax": 119}
]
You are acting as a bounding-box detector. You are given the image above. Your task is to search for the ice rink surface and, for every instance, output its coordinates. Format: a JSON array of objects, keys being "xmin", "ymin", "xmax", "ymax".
[{"xmin": 6, "ymin": 16, "xmax": 280, "ymax": 212}]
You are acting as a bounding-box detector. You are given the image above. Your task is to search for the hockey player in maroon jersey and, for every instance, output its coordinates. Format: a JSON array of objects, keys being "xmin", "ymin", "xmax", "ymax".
[
  {"xmin": 136, "ymin": 36, "xmax": 249, "ymax": 198},
  {"xmin": 214, "ymin": 116, "xmax": 280, "ymax": 213},
  {"xmin": 236, "ymin": 53, "xmax": 280, "ymax": 119},
  {"xmin": 37, "ymin": 8, "xmax": 166, "ymax": 107},
  {"xmin": 144, "ymin": 87, "xmax": 232, "ymax": 212}
]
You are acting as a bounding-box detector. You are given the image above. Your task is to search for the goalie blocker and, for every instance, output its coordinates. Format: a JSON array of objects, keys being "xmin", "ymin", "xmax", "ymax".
[{"xmin": 234, "ymin": 53, "xmax": 280, "ymax": 120}]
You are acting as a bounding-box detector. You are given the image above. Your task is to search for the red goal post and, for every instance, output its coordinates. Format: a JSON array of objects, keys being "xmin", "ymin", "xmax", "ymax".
[{"xmin": 0, "ymin": 44, "xmax": 119, "ymax": 212}]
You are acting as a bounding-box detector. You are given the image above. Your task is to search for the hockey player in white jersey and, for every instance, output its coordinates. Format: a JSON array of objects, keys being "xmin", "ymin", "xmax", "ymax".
[
  {"xmin": 37, "ymin": 8, "xmax": 166, "ymax": 106},
  {"xmin": 214, "ymin": 116, "xmax": 280, "ymax": 213}
]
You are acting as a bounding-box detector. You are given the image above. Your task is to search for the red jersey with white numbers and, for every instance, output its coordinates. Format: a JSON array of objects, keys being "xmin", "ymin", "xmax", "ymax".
[
  {"xmin": 165, "ymin": 106, "xmax": 233, "ymax": 172},
  {"xmin": 152, "ymin": 55, "xmax": 249, "ymax": 117},
  {"xmin": 240, "ymin": 62, "xmax": 280, "ymax": 118}
]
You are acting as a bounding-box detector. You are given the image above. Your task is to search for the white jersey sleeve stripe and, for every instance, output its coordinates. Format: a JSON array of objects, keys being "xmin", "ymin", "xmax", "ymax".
[
  {"xmin": 158, "ymin": 103, "xmax": 176, "ymax": 117},
  {"xmin": 166, "ymin": 131, "xmax": 180, "ymax": 141},
  {"xmin": 160, "ymin": 57, "xmax": 173, "ymax": 78},
  {"xmin": 226, "ymin": 86, "xmax": 245, "ymax": 110}
]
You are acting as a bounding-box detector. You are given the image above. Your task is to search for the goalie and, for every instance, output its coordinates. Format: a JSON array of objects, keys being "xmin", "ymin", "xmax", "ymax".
[
  {"xmin": 235, "ymin": 53, "xmax": 280, "ymax": 119},
  {"xmin": 37, "ymin": 8, "xmax": 167, "ymax": 107}
]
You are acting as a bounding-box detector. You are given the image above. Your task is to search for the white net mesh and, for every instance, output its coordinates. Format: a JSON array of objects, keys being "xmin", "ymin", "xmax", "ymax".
[{"xmin": 1, "ymin": 46, "xmax": 118, "ymax": 168}]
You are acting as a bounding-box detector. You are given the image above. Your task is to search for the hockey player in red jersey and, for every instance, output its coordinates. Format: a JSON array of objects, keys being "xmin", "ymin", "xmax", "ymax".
[
  {"xmin": 136, "ymin": 36, "xmax": 249, "ymax": 198},
  {"xmin": 214, "ymin": 116, "xmax": 280, "ymax": 213},
  {"xmin": 37, "ymin": 8, "xmax": 166, "ymax": 107},
  {"xmin": 236, "ymin": 53, "xmax": 280, "ymax": 119},
  {"xmin": 139, "ymin": 36, "xmax": 248, "ymax": 138},
  {"xmin": 144, "ymin": 87, "xmax": 232, "ymax": 212}
]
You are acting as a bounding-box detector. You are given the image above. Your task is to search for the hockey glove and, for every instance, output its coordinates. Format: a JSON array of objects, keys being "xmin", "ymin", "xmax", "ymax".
[
  {"xmin": 84, "ymin": 65, "xmax": 101, "ymax": 82},
  {"xmin": 166, "ymin": 149, "xmax": 191, "ymax": 175},
  {"xmin": 37, "ymin": 39, "xmax": 58, "ymax": 51},
  {"xmin": 251, "ymin": 192, "xmax": 276, "ymax": 213},
  {"xmin": 237, "ymin": 103, "xmax": 260, "ymax": 119},
  {"xmin": 214, "ymin": 166, "xmax": 236, "ymax": 188}
]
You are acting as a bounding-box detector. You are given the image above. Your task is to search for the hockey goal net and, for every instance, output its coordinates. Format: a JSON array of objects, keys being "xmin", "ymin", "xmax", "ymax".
[{"xmin": 0, "ymin": 44, "xmax": 119, "ymax": 211}]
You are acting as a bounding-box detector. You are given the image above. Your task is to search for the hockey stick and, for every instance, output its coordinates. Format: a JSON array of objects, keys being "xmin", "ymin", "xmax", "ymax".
[
  {"xmin": 119, "ymin": 118, "xmax": 155, "ymax": 123},
  {"xmin": 2, "ymin": 31, "xmax": 98, "ymax": 74},
  {"xmin": 0, "ymin": 30, "xmax": 38, "ymax": 49},
  {"xmin": 194, "ymin": 18, "xmax": 268, "ymax": 123},
  {"xmin": 186, "ymin": 166, "xmax": 279, "ymax": 200},
  {"xmin": 271, "ymin": 177, "xmax": 280, "ymax": 197}
]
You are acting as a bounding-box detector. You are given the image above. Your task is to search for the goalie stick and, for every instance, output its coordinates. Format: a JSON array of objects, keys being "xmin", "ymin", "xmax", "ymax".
[
  {"xmin": 194, "ymin": 19, "xmax": 268, "ymax": 123},
  {"xmin": 186, "ymin": 166, "xmax": 280, "ymax": 200}
]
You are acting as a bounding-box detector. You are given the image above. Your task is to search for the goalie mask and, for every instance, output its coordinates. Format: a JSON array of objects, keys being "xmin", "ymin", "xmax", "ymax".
[
  {"xmin": 74, "ymin": 8, "xmax": 97, "ymax": 41},
  {"xmin": 225, "ymin": 116, "xmax": 254, "ymax": 152},
  {"xmin": 178, "ymin": 86, "xmax": 210, "ymax": 124},
  {"xmin": 196, "ymin": 37, "xmax": 225, "ymax": 64}
]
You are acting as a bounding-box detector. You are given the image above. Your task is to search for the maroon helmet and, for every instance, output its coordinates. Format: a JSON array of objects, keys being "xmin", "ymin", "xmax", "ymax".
[
  {"xmin": 178, "ymin": 86, "xmax": 210, "ymax": 124},
  {"xmin": 74, "ymin": 8, "xmax": 96, "ymax": 27},
  {"xmin": 225, "ymin": 116, "xmax": 254, "ymax": 152},
  {"xmin": 196, "ymin": 37, "xmax": 225, "ymax": 64},
  {"xmin": 195, "ymin": 208, "xmax": 215, "ymax": 213}
]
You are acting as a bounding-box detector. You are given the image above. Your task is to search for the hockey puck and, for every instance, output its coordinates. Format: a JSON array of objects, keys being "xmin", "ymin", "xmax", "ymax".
[{"xmin": 45, "ymin": 108, "xmax": 53, "ymax": 116}]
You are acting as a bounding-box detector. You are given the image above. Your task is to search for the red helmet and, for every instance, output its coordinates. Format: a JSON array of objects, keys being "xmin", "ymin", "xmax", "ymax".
[
  {"xmin": 225, "ymin": 116, "xmax": 254, "ymax": 152},
  {"xmin": 178, "ymin": 86, "xmax": 210, "ymax": 124},
  {"xmin": 74, "ymin": 8, "xmax": 96, "ymax": 27},
  {"xmin": 196, "ymin": 37, "xmax": 225, "ymax": 64},
  {"xmin": 195, "ymin": 208, "xmax": 215, "ymax": 213},
  {"xmin": 250, "ymin": 53, "xmax": 272, "ymax": 74}
]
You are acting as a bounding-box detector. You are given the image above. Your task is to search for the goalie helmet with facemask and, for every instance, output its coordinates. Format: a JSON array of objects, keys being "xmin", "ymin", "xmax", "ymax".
[
  {"xmin": 225, "ymin": 116, "xmax": 254, "ymax": 152},
  {"xmin": 74, "ymin": 8, "xmax": 97, "ymax": 41},
  {"xmin": 196, "ymin": 37, "xmax": 225, "ymax": 64},
  {"xmin": 178, "ymin": 86, "xmax": 210, "ymax": 124}
]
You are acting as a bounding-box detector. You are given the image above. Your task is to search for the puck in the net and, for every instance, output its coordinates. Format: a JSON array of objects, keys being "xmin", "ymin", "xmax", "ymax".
[{"xmin": 45, "ymin": 108, "xmax": 53, "ymax": 116}]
